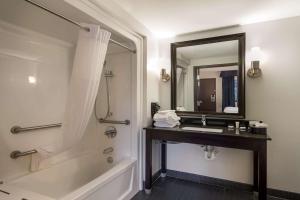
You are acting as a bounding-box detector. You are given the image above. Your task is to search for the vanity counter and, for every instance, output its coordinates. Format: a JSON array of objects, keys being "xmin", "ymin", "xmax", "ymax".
[
  {"xmin": 144, "ymin": 125, "xmax": 271, "ymax": 200},
  {"xmin": 144, "ymin": 125, "xmax": 271, "ymax": 141}
]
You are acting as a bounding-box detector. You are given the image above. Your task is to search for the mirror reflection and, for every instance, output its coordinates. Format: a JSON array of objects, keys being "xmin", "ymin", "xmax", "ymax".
[{"xmin": 176, "ymin": 40, "xmax": 240, "ymax": 114}]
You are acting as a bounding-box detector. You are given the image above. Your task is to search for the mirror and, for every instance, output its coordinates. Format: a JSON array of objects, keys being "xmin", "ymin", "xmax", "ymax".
[{"xmin": 171, "ymin": 33, "xmax": 245, "ymax": 118}]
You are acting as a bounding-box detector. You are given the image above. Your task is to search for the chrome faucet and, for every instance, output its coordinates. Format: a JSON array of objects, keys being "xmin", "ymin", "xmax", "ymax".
[{"xmin": 201, "ymin": 115, "xmax": 206, "ymax": 126}]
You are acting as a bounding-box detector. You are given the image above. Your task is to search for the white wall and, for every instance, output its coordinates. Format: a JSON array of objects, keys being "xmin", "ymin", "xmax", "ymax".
[
  {"xmin": 0, "ymin": 0, "xmax": 78, "ymax": 44},
  {"xmin": 95, "ymin": 50, "xmax": 134, "ymax": 162},
  {"xmin": 158, "ymin": 16, "xmax": 300, "ymax": 193},
  {"xmin": 0, "ymin": 19, "xmax": 75, "ymax": 180}
]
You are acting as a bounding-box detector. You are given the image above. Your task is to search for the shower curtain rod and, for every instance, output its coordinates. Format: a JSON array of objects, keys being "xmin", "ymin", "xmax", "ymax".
[{"xmin": 24, "ymin": 0, "xmax": 136, "ymax": 53}]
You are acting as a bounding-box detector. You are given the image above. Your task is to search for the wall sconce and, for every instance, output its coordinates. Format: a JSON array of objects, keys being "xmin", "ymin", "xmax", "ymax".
[
  {"xmin": 247, "ymin": 47, "xmax": 262, "ymax": 78},
  {"xmin": 161, "ymin": 68, "xmax": 170, "ymax": 82}
]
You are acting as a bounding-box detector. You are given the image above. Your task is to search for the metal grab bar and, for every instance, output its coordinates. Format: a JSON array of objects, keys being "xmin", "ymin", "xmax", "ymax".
[
  {"xmin": 10, "ymin": 149, "xmax": 38, "ymax": 159},
  {"xmin": 98, "ymin": 119, "xmax": 130, "ymax": 125},
  {"xmin": 10, "ymin": 118, "xmax": 130, "ymax": 134},
  {"xmin": 10, "ymin": 123, "xmax": 62, "ymax": 134}
]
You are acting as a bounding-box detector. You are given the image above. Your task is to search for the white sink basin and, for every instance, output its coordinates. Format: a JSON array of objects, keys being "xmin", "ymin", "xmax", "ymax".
[{"xmin": 181, "ymin": 127, "xmax": 223, "ymax": 133}]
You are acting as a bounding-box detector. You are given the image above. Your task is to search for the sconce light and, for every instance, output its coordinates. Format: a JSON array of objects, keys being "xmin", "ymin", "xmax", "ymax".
[
  {"xmin": 247, "ymin": 47, "xmax": 262, "ymax": 78},
  {"xmin": 161, "ymin": 68, "xmax": 170, "ymax": 82}
]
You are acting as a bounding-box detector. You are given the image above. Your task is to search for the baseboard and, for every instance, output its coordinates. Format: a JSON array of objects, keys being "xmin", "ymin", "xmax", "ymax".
[
  {"xmin": 166, "ymin": 169, "xmax": 300, "ymax": 200},
  {"xmin": 267, "ymin": 188, "xmax": 300, "ymax": 200}
]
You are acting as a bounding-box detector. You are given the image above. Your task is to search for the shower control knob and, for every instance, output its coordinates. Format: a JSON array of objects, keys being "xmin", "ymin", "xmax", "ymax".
[{"xmin": 104, "ymin": 126, "xmax": 117, "ymax": 138}]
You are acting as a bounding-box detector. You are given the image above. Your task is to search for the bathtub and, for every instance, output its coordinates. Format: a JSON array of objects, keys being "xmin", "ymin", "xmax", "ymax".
[{"xmin": 0, "ymin": 152, "xmax": 138, "ymax": 200}]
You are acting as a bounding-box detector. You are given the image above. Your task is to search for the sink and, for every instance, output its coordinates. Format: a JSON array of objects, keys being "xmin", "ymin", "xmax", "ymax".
[{"xmin": 181, "ymin": 127, "xmax": 223, "ymax": 133}]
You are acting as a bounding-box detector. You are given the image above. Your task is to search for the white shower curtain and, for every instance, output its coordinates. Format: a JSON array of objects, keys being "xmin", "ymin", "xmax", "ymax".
[
  {"xmin": 60, "ymin": 24, "xmax": 111, "ymax": 151},
  {"xmin": 32, "ymin": 24, "xmax": 111, "ymax": 169}
]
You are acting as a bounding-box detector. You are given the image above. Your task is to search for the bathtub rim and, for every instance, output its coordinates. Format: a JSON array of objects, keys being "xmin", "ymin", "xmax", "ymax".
[
  {"xmin": 60, "ymin": 158, "xmax": 137, "ymax": 200},
  {"xmin": 1, "ymin": 157, "xmax": 136, "ymax": 200}
]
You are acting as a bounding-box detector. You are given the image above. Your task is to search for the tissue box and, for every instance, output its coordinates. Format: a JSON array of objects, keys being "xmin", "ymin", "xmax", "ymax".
[{"xmin": 250, "ymin": 126, "xmax": 267, "ymax": 135}]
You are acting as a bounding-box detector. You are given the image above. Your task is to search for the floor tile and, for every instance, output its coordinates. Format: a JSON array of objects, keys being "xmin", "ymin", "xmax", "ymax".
[{"xmin": 131, "ymin": 177, "xmax": 288, "ymax": 200}]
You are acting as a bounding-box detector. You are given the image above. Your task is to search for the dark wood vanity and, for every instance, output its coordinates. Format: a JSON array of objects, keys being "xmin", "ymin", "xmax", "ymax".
[{"xmin": 144, "ymin": 125, "xmax": 271, "ymax": 200}]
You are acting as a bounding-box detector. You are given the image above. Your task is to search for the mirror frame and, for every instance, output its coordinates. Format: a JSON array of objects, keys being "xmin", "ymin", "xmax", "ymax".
[{"xmin": 171, "ymin": 33, "xmax": 246, "ymax": 119}]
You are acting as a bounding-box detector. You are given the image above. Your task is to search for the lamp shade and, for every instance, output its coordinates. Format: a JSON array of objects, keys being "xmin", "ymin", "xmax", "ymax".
[{"xmin": 250, "ymin": 47, "xmax": 262, "ymax": 61}]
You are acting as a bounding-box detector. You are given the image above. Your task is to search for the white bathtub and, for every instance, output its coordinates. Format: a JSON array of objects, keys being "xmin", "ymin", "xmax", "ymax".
[{"xmin": 0, "ymin": 152, "xmax": 138, "ymax": 200}]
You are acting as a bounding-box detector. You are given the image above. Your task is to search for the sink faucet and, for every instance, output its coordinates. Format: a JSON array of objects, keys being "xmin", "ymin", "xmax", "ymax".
[{"xmin": 201, "ymin": 115, "xmax": 206, "ymax": 126}]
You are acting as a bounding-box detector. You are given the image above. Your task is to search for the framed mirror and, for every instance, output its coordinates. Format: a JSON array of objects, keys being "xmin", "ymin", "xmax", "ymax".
[{"xmin": 171, "ymin": 33, "xmax": 245, "ymax": 118}]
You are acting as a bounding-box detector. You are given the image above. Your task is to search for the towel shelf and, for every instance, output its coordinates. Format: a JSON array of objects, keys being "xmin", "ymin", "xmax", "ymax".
[
  {"xmin": 10, "ymin": 149, "xmax": 38, "ymax": 159},
  {"xmin": 10, "ymin": 123, "xmax": 62, "ymax": 134}
]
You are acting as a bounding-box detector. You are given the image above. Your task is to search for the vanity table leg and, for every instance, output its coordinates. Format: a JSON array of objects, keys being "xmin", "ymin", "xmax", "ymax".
[
  {"xmin": 258, "ymin": 143, "xmax": 267, "ymax": 200},
  {"xmin": 253, "ymin": 151, "xmax": 259, "ymax": 192},
  {"xmin": 145, "ymin": 132, "xmax": 152, "ymax": 194},
  {"xmin": 161, "ymin": 141, "xmax": 167, "ymax": 177}
]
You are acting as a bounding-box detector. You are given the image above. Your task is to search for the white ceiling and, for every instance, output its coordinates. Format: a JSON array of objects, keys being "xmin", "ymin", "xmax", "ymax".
[
  {"xmin": 0, "ymin": 0, "xmax": 133, "ymax": 51},
  {"xmin": 112, "ymin": 0, "xmax": 300, "ymax": 37},
  {"xmin": 177, "ymin": 40, "xmax": 238, "ymax": 60}
]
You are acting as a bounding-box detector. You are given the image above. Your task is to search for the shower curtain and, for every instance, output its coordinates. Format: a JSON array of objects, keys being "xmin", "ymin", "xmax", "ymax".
[{"xmin": 32, "ymin": 24, "xmax": 111, "ymax": 170}]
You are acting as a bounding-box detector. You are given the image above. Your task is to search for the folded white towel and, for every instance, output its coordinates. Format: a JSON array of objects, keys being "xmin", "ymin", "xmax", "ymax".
[
  {"xmin": 153, "ymin": 110, "xmax": 180, "ymax": 128},
  {"xmin": 153, "ymin": 112, "xmax": 180, "ymax": 124},
  {"xmin": 154, "ymin": 113, "xmax": 180, "ymax": 121},
  {"xmin": 223, "ymin": 107, "xmax": 239, "ymax": 114},
  {"xmin": 157, "ymin": 110, "xmax": 176, "ymax": 114},
  {"xmin": 154, "ymin": 121, "xmax": 180, "ymax": 128}
]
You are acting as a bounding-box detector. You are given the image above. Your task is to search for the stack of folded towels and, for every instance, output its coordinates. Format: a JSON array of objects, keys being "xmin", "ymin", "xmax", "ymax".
[{"xmin": 153, "ymin": 110, "xmax": 180, "ymax": 128}]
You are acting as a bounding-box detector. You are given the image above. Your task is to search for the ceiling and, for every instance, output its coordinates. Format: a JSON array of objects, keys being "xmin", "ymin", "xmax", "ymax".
[
  {"xmin": 112, "ymin": 0, "xmax": 300, "ymax": 38},
  {"xmin": 177, "ymin": 40, "xmax": 238, "ymax": 60},
  {"xmin": 0, "ymin": 0, "xmax": 133, "ymax": 50}
]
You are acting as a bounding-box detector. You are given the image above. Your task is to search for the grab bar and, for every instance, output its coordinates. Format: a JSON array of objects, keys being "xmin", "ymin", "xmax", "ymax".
[
  {"xmin": 98, "ymin": 119, "xmax": 130, "ymax": 125},
  {"xmin": 10, "ymin": 149, "xmax": 38, "ymax": 159},
  {"xmin": 11, "ymin": 123, "xmax": 62, "ymax": 134},
  {"xmin": 10, "ymin": 119, "xmax": 129, "ymax": 134}
]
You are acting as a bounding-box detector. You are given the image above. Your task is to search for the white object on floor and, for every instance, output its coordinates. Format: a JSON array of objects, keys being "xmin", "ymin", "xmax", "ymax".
[
  {"xmin": 182, "ymin": 127, "xmax": 223, "ymax": 133},
  {"xmin": 223, "ymin": 106, "xmax": 239, "ymax": 113},
  {"xmin": 35, "ymin": 25, "xmax": 111, "ymax": 165}
]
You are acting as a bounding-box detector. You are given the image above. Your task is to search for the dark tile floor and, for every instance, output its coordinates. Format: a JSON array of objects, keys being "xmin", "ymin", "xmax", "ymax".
[{"xmin": 132, "ymin": 177, "xmax": 285, "ymax": 200}]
